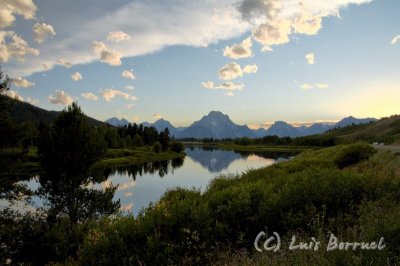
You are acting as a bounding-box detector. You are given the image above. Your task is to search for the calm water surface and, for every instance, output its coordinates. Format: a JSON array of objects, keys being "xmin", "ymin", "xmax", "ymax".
[
  {"xmin": 7, "ymin": 146, "xmax": 292, "ymax": 216},
  {"xmin": 99, "ymin": 146, "xmax": 290, "ymax": 215}
]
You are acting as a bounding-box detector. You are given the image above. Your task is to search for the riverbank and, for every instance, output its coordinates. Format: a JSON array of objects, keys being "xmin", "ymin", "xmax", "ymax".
[
  {"xmin": 92, "ymin": 147, "xmax": 186, "ymax": 168},
  {"xmin": 0, "ymin": 146, "xmax": 186, "ymax": 175}
]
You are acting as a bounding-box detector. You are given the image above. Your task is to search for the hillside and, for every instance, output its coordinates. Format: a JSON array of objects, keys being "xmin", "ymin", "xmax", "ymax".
[
  {"xmin": 302, "ymin": 115, "xmax": 400, "ymax": 144},
  {"xmin": 0, "ymin": 95, "xmax": 104, "ymax": 126}
]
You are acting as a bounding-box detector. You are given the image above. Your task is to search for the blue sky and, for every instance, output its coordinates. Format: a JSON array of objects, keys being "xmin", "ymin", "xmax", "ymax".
[{"xmin": 1, "ymin": 0, "xmax": 399, "ymax": 128}]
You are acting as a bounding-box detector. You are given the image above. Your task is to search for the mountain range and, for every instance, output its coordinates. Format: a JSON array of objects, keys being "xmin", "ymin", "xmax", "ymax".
[{"xmin": 106, "ymin": 111, "xmax": 377, "ymax": 139}]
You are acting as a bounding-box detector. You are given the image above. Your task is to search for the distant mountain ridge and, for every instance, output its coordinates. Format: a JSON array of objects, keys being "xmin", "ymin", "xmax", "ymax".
[{"xmin": 105, "ymin": 111, "xmax": 377, "ymax": 139}]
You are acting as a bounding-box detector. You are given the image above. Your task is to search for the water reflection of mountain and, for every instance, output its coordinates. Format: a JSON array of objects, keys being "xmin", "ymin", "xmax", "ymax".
[
  {"xmin": 185, "ymin": 146, "xmax": 297, "ymax": 173},
  {"xmin": 90, "ymin": 157, "xmax": 185, "ymax": 181},
  {"xmin": 186, "ymin": 147, "xmax": 242, "ymax": 173}
]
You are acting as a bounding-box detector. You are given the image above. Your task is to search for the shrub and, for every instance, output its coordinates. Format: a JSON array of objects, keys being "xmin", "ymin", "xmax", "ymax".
[
  {"xmin": 334, "ymin": 143, "xmax": 376, "ymax": 169},
  {"xmin": 171, "ymin": 141, "xmax": 184, "ymax": 153},
  {"xmin": 152, "ymin": 141, "xmax": 161, "ymax": 153}
]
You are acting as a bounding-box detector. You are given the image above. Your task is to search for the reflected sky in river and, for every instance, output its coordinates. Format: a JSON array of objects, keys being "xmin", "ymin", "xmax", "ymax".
[
  {"xmin": 98, "ymin": 147, "xmax": 290, "ymax": 215},
  {"xmin": 2, "ymin": 147, "xmax": 293, "ymax": 216}
]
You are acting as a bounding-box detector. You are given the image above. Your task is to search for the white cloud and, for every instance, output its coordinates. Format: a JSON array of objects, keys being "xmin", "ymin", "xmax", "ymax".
[
  {"xmin": 0, "ymin": 0, "xmax": 37, "ymax": 29},
  {"xmin": 218, "ymin": 62, "xmax": 258, "ymax": 80},
  {"xmin": 243, "ymin": 64, "xmax": 258, "ymax": 74},
  {"xmin": 91, "ymin": 41, "xmax": 122, "ymax": 66},
  {"xmin": 252, "ymin": 19, "xmax": 292, "ymax": 46},
  {"xmin": 125, "ymin": 85, "xmax": 134, "ymax": 91},
  {"xmin": 122, "ymin": 70, "xmax": 135, "ymax": 80},
  {"xmin": 305, "ymin": 53, "xmax": 315, "ymax": 65},
  {"xmin": 153, "ymin": 113, "xmax": 163, "ymax": 119},
  {"xmin": 202, "ymin": 81, "xmax": 244, "ymax": 91},
  {"xmin": 48, "ymin": 90, "xmax": 73, "ymax": 105},
  {"xmin": 226, "ymin": 91, "xmax": 235, "ymax": 97},
  {"xmin": 1, "ymin": 89, "xmax": 24, "ymax": 101},
  {"xmin": 107, "ymin": 31, "xmax": 131, "ymax": 43},
  {"xmin": 300, "ymin": 83, "xmax": 329, "ymax": 90},
  {"xmin": 218, "ymin": 62, "xmax": 243, "ymax": 80},
  {"xmin": 132, "ymin": 115, "xmax": 140, "ymax": 122},
  {"xmin": 391, "ymin": 35, "xmax": 400, "ymax": 45},
  {"xmin": 223, "ymin": 37, "xmax": 253, "ymax": 59},
  {"xmin": 126, "ymin": 103, "xmax": 135, "ymax": 109},
  {"xmin": 0, "ymin": 31, "xmax": 39, "ymax": 63},
  {"xmin": 315, "ymin": 83, "xmax": 329, "ymax": 89},
  {"xmin": 70, "ymin": 72, "xmax": 83, "ymax": 81},
  {"xmin": 261, "ymin": 45, "xmax": 273, "ymax": 53},
  {"xmin": 5, "ymin": 0, "xmax": 251, "ymax": 77},
  {"xmin": 238, "ymin": 0, "xmax": 371, "ymax": 50},
  {"xmin": 101, "ymin": 89, "xmax": 137, "ymax": 102},
  {"xmin": 81, "ymin": 92, "xmax": 98, "ymax": 101},
  {"xmin": 33, "ymin": 23, "xmax": 56, "ymax": 43},
  {"xmin": 12, "ymin": 77, "xmax": 34, "ymax": 88},
  {"xmin": 56, "ymin": 59, "xmax": 72, "ymax": 68},
  {"xmin": 1, "ymin": 88, "xmax": 39, "ymax": 105},
  {"xmin": 26, "ymin": 97, "xmax": 38, "ymax": 105},
  {"xmin": 300, "ymin": 83, "xmax": 314, "ymax": 90},
  {"xmin": 120, "ymin": 203, "xmax": 133, "ymax": 212}
]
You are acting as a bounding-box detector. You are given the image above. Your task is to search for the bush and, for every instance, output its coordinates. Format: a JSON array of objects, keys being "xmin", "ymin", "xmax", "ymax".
[
  {"xmin": 152, "ymin": 141, "xmax": 161, "ymax": 153},
  {"xmin": 334, "ymin": 143, "xmax": 376, "ymax": 169},
  {"xmin": 170, "ymin": 141, "xmax": 184, "ymax": 153}
]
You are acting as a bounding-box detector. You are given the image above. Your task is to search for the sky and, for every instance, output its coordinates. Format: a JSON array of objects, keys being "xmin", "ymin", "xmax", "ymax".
[{"xmin": 1, "ymin": 0, "xmax": 399, "ymax": 128}]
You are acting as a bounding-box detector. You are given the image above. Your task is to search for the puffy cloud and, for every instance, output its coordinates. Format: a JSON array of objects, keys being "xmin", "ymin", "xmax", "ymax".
[
  {"xmin": 391, "ymin": 35, "xmax": 400, "ymax": 45},
  {"xmin": 107, "ymin": 31, "xmax": 131, "ymax": 43},
  {"xmin": 70, "ymin": 72, "xmax": 83, "ymax": 81},
  {"xmin": 261, "ymin": 45, "xmax": 273, "ymax": 53},
  {"xmin": 252, "ymin": 19, "xmax": 292, "ymax": 46},
  {"xmin": 33, "ymin": 23, "xmax": 56, "ymax": 43},
  {"xmin": 91, "ymin": 41, "xmax": 122, "ymax": 66},
  {"xmin": 26, "ymin": 97, "xmax": 38, "ymax": 105},
  {"xmin": 48, "ymin": 90, "xmax": 73, "ymax": 105},
  {"xmin": 5, "ymin": 0, "xmax": 251, "ymax": 77},
  {"xmin": 0, "ymin": 0, "xmax": 37, "ymax": 29},
  {"xmin": 153, "ymin": 113, "xmax": 163, "ymax": 119},
  {"xmin": 223, "ymin": 37, "xmax": 253, "ymax": 59},
  {"xmin": 237, "ymin": 0, "xmax": 371, "ymax": 49},
  {"xmin": 300, "ymin": 83, "xmax": 314, "ymax": 90},
  {"xmin": 202, "ymin": 81, "xmax": 244, "ymax": 90},
  {"xmin": 101, "ymin": 89, "xmax": 137, "ymax": 102},
  {"xmin": 2, "ymin": 89, "xmax": 24, "ymax": 101},
  {"xmin": 81, "ymin": 92, "xmax": 98, "ymax": 101},
  {"xmin": 218, "ymin": 62, "xmax": 258, "ymax": 80},
  {"xmin": 0, "ymin": 31, "xmax": 39, "ymax": 62},
  {"xmin": 243, "ymin": 64, "xmax": 258, "ymax": 73},
  {"xmin": 12, "ymin": 77, "xmax": 34, "ymax": 88},
  {"xmin": 305, "ymin": 53, "xmax": 315, "ymax": 64},
  {"xmin": 56, "ymin": 59, "xmax": 72, "ymax": 68},
  {"xmin": 125, "ymin": 85, "xmax": 134, "ymax": 91},
  {"xmin": 218, "ymin": 62, "xmax": 242, "ymax": 80},
  {"xmin": 292, "ymin": 6, "xmax": 324, "ymax": 35},
  {"xmin": 122, "ymin": 70, "xmax": 135, "ymax": 80},
  {"xmin": 1, "ymin": 88, "xmax": 39, "ymax": 105},
  {"xmin": 120, "ymin": 203, "xmax": 133, "ymax": 212},
  {"xmin": 315, "ymin": 83, "xmax": 329, "ymax": 89}
]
